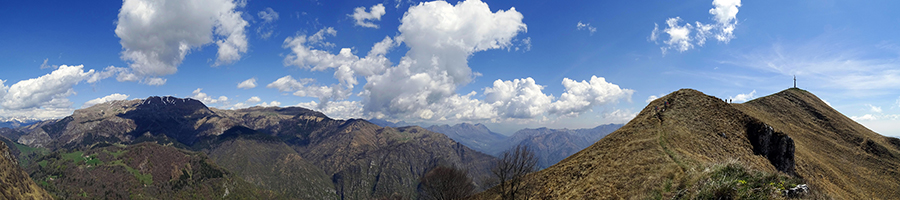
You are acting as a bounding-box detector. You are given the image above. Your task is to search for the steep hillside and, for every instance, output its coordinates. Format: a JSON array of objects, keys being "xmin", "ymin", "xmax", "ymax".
[
  {"xmin": 25, "ymin": 142, "xmax": 281, "ymax": 199},
  {"xmin": 198, "ymin": 126, "xmax": 338, "ymax": 199},
  {"xmin": 0, "ymin": 136, "xmax": 48, "ymax": 168},
  {"xmin": 0, "ymin": 127, "xmax": 26, "ymax": 141},
  {"xmin": 214, "ymin": 107, "xmax": 499, "ymax": 199},
  {"xmin": 480, "ymin": 88, "xmax": 900, "ymax": 199},
  {"xmin": 0, "ymin": 141, "xmax": 52, "ymax": 199},
  {"xmin": 293, "ymin": 120, "xmax": 497, "ymax": 199}
]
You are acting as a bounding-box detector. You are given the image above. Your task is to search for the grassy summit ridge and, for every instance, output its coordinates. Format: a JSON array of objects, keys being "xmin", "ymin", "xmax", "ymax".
[{"xmin": 479, "ymin": 88, "xmax": 900, "ymax": 199}]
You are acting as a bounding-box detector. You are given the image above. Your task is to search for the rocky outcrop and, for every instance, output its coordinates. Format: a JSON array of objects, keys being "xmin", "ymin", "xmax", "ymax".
[{"xmin": 746, "ymin": 121, "xmax": 796, "ymax": 176}]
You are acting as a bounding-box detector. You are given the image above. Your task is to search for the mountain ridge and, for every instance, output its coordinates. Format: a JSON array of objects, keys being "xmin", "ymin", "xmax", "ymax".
[
  {"xmin": 6, "ymin": 96, "xmax": 498, "ymax": 199},
  {"xmin": 478, "ymin": 88, "xmax": 900, "ymax": 199}
]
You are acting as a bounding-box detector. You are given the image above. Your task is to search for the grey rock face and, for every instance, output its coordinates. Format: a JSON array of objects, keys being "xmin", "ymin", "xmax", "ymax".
[{"xmin": 746, "ymin": 121, "xmax": 796, "ymax": 176}]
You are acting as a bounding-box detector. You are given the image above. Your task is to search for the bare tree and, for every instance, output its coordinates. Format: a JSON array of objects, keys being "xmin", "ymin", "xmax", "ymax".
[
  {"xmin": 492, "ymin": 144, "xmax": 537, "ymax": 200},
  {"xmin": 419, "ymin": 165, "xmax": 475, "ymax": 200}
]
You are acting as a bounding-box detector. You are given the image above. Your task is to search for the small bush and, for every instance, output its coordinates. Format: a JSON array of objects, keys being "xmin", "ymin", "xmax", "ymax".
[{"xmin": 687, "ymin": 161, "xmax": 802, "ymax": 199}]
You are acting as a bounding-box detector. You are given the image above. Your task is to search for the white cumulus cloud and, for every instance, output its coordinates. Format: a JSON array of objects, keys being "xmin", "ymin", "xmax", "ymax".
[
  {"xmin": 650, "ymin": 0, "xmax": 741, "ymax": 54},
  {"xmin": 274, "ymin": 0, "xmax": 632, "ymax": 124},
  {"xmin": 284, "ymin": 0, "xmax": 529, "ymax": 119},
  {"xmin": 115, "ymin": 0, "xmax": 249, "ymax": 84},
  {"xmin": 576, "ymin": 21, "xmax": 597, "ymax": 35},
  {"xmin": 364, "ymin": 0, "xmax": 526, "ymax": 118},
  {"xmin": 282, "ymin": 27, "xmax": 397, "ymax": 94},
  {"xmin": 350, "ymin": 3, "xmax": 386, "ymax": 28},
  {"xmin": 484, "ymin": 78, "xmax": 552, "ymax": 119},
  {"xmin": 266, "ymin": 75, "xmax": 350, "ymax": 108},
  {"xmin": 1, "ymin": 65, "xmax": 95, "ymax": 110},
  {"xmin": 83, "ymin": 93, "xmax": 130, "ymax": 108},
  {"xmin": 709, "ymin": 0, "xmax": 741, "ymax": 42},
  {"xmin": 189, "ymin": 88, "xmax": 228, "ymax": 105},
  {"xmin": 729, "ymin": 90, "xmax": 756, "ymax": 102},
  {"xmin": 237, "ymin": 78, "xmax": 257, "ymax": 89},
  {"xmin": 0, "ymin": 65, "xmax": 125, "ymax": 119},
  {"xmin": 646, "ymin": 95, "xmax": 660, "ymax": 103},
  {"xmin": 246, "ymin": 96, "xmax": 262, "ymax": 104},
  {"xmin": 297, "ymin": 100, "xmax": 364, "ymax": 120},
  {"xmin": 87, "ymin": 66, "xmax": 133, "ymax": 83},
  {"xmin": 549, "ymin": 76, "xmax": 635, "ymax": 116},
  {"xmin": 259, "ymin": 101, "xmax": 281, "ymax": 107}
]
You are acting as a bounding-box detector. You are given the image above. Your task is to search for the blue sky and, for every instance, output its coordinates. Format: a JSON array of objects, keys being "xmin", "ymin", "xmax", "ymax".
[{"xmin": 1, "ymin": 0, "xmax": 899, "ymax": 137}]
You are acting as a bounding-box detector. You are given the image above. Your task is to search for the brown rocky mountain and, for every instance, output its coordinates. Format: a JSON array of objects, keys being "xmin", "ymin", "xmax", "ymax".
[
  {"xmin": 7, "ymin": 96, "xmax": 497, "ymax": 199},
  {"xmin": 478, "ymin": 88, "xmax": 900, "ymax": 199},
  {"xmin": 15, "ymin": 96, "xmax": 233, "ymax": 150},
  {"xmin": 0, "ymin": 140, "xmax": 52, "ymax": 199},
  {"xmin": 196, "ymin": 126, "xmax": 339, "ymax": 199}
]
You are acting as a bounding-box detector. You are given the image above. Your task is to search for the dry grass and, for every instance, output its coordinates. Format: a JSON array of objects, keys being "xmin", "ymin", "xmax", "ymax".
[
  {"xmin": 475, "ymin": 88, "xmax": 900, "ymax": 199},
  {"xmin": 0, "ymin": 142, "xmax": 54, "ymax": 199}
]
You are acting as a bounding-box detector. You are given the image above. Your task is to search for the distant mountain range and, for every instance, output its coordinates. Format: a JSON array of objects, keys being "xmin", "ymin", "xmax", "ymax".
[
  {"xmin": 366, "ymin": 118, "xmax": 421, "ymax": 128},
  {"xmin": 0, "ymin": 117, "xmax": 42, "ymax": 128},
  {"xmin": 370, "ymin": 119, "xmax": 625, "ymax": 169},
  {"xmin": 2, "ymin": 96, "xmax": 496, "ymax": 199},
  {"xmin": 424, "ymin": 123, "xmax": 623, "ymax": 169},
  {"xmin": 424, "ymin": 123, "xmax": 507, "ymax": 154}
]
